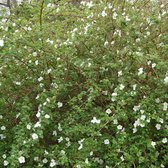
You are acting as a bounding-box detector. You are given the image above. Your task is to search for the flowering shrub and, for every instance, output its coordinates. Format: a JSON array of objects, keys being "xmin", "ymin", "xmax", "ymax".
[{"xmin": 0, "ymin": 0, "xmax": 168, "ymax": 167}]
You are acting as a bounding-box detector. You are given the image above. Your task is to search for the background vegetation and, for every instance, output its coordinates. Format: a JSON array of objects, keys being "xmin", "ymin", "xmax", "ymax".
[{"xmin": 0, "ymin": 0, "xmax": 168, "ymax": 167}]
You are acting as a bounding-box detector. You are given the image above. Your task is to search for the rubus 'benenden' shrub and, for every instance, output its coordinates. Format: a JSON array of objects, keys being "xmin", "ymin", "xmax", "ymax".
[{"xmin": 0, "ymin": 0, "xmax": 168, "ymax": 167}]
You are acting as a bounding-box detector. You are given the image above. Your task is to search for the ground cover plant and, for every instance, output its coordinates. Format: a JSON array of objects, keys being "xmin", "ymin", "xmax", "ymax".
[{"xmin": 0, "ymin": 0, "xmax": 168, "ymax": 167}]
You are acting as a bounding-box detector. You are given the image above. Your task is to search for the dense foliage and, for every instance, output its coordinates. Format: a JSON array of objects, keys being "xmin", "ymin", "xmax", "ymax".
[{"xmin": 0, "ymin": 0, "xmax": 168, "ymax": 167}]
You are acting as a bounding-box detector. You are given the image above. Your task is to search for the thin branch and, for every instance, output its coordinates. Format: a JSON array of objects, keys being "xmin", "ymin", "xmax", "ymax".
[
  {"xmin": 40, "ymin": 0, "xmax": 45, "ymax": 31},
  {"xmin": 132, "ymin": 161, "xmax": 136, "ymax": 168},
  {"xmin": 0, "ymin": 3, "xmax": 9, "ymax": 7},
  {"xmin": 7, "ymin": 0, "xmax": 11, "ymax": 8}
]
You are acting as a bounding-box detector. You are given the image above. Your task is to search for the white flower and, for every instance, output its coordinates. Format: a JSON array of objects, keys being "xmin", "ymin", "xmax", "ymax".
[
  {"xmin": 136, "ymin": 51, "xmax": 143, "ymax": 57},
  {"xmin": 102, "ymin": 90, "xmax": 108, "ymax": 95},
  {"xmin": 46, "ymin": 98, "xmax": 50, "ymax": 103},
  {"xmin": 50, "ymin": 159, "xmax": 56, "ymax": 167},
  {"xmin": 106, "ymin": 108, "xmax": 112, "ymax": 114},
  {"xmin": 111, "ymin": 41, "xmax": 115, "ymax": 45},
  {"xmin": 162, "ymin": 138, "xmax": 167, "ymax": 144},
  {"xmin": 90, "ymin": 151, "xmax": 93, "ymax": 156},
  {"xmin": 91, "ymin": 117, "xmax": 101, "ymax": 124},
  {"xmin": 4, "ymin": 160, "xmax": 9, "ymax": 166},
  {"xmin": 136, "ymin": 38, "xmax": 140, "ymax": 42},
  {"xmin": 57, "ymin": 102, "xmax": 63, "ymax": 108},
  {"xmin": 35, "ymin": 60, "xmax": 38, "ymax": 65},
  {"xmin": 155, "ymin": 124, "xmax": 161, "ymax": 130},
  {"xmin": 147, "ymin": 60, "xmax": 151, "ymax": 65},
  {"xmin": 34, "ymin": 157, "xmax": 39, "ymax": 161},
  {"xmin": 66, "ymin": 141, "xmax": 71, "ymax": 147},
  {"xmin": 146, "ymin": 31, "xmax": 150, "ymax": 36},
  {"xmin": 138, "ymin": 67, "xmax": 143, "ymax": 75},
  {"xmin": 46, "ymin": 38, "xmax": 54, "ymax": 45},
  {"xmin": 34, "ymin": 121, "xmax": 41, "ymax": 128},
  {"xmin": 78, "ymin": 144, "xmax": 83, "ymax": 150},
  {"xmin": 27, "ymin": 27, "xmax": 32, "ymax": 31},
  {"xmin": 0, "ymin": 134, "xmax": 5, "ymax": 139},
  {"xmin": 133, "ymin": 105, "xmax": 140, "ymax": 112},
  {"xmin": 45, "ymin": 114, "xmax": 50, "ymax": 119},
  {"xmin": 12, "ymin": 23, "xmax": 16, "ymax": 27},
  {"xmin": 155, "ymin": 98, "xmax": 160, "ymax": 103},
  {"xmin": 104, "ymin": 40, "xmax": 108, "ymax": 47},
  {"xmin": 16, "ymin": 113, "xmax": 20, "ymax": 118},
  {"xmin": 60, "ymin": 150, "xmax": 65, "ymax": 155},
  {"xmin": 133, "ymin": 128, "xmax": 137, "ymax": 133},
  {"xmin": 56, "ymin": 8, "xmax": 60, "ymax": 13},
  {"xmin": 161, "ymin": 164, "xmax": 165, "ymax": 168},
  {"xmin": 111, "ymin": 92, "xmax": 117, "ymax": 101},
  {"xmin": 26, "ymin": 124, "xmax": 31, "ymax": 130},
  {"xmin": 43, "ymin": 102, "xmax": 47, "ymax": 106},
  {"xmin": 18, "ymin": 156, "xmax": 25, "ymax": 164},
  {"xmin": 1, "ymin": 126, "xmax": 6, "ymax": 130},
  {"xmin": 86, "ymin": 1, "xmax": 94, "ymax": 8},
  {"xmin": 2, "ymin": 154, "xmax": 6, "ymax": 159},
  {"xmin": 38, "ymin": 77, "xmax": 43, "ymax": 82},
  {"xmin": 58, "ymin": 136, "xmax": 63, "ymax": 143},
  {"xmin": 15, "ymin": 81, "xmax": 21, "ymax": 86},
  {"xmin": 164, "ymin": 76, "xmax": 168, "ymax": 84},
  {"xmin": 36, "ymin": 112, "xmax": 41, "ymax": 118},
  {"xmin": 113, "ymin": 119, "xmax": 118, "ymax": 124},
  {"xmin": 44, "ymin": 150, "xmax": 49, "ymax": 155},
  {"xmin": 57, "ymin": 57, "xmax": 61, "ymax": 61},
  {"xmin": 101, "ymin": 11, "xmax": 107, "ymax": 17},
  {"xmin": 152, "ymin": 63, "xmax": 156, "ymax": 68},
  {"xmin": 117, "ymin": 125, "xmax": 123, "ymax": 130},
  {"xmin": 160, "ymin": 4, "xmax": 164, "ymax": 8},
  {"xmin": 163, "ymin": 102, "xmax": 168, "ymax": 111},
  {"xmin": 140, "ymin": 123, "xmax": 145, "ymax": 127},
  {"xmin": 32, "ymin": 52, "xmax": 37, "ymax": 57},
  {"xmin": 52, "ymin": 130, "xmax": 57, "ymax": 136},
  {"xmin": 146, "ymin": 118, "xmax": 150, "ymax": 123},
  {"xmin": 111, "ymin": 92, "xmax": 117, "ymax": 97},
  {"xmin": 125, "ymin": 16, "xmax": 130, "ymax": 22},
  {"xmin": 32, "ymin": 133, "xmax": 38, "ymax": 140},
  {"xmin": 58, "ymin": 123, "xmax": 62, "ymax": 131},
  {"xmin": 113, "ymin": 12, "xmax": 117, "ymax": 19},
  {"xmin": 140, "ymin": 115, "xmax": 146, "ymax": 120},
  {"xmin": 0, "ymin": 39, "xmax": 4, "ymax": 47},
  {"xmin": 159, "ymin": 118, "xmax": 164, "ymax": 124},
  {"xmin": 65, "ymin": 137, "xmax": 70, "ymax": 141},
  {"xmin": 42, "ymin": 158, "xmax": 48, "ymax": 163},
  {"xmin": 120, "ymin": 155, "xmax": 125, "ymax": 161},
  {"xmin": 47, "ymin": 3, "xmax": 54, "ymax": 8},
  {"xmin": 47, "ymin": 69, "xmax": 52, "ymax": 74},
  {"xmin": 118, "ymin": 70, "xmax": 122, "ymax": 76},
  {"xmin": 40, "ymin": 83, "xmax": 44, "ymax": 88},
  {"xmin": 104, "ymin": 139, "xmax": 110, "ymax": 145},
  {"xmin": 108, "ymin": 3, "xmax": 112, "ymax": 9},
  {"xmin": 88, "ymin": 62, "xmax": 92, "ymax": 67},
  {"xmin": 119, "ymin": 84, "xmax": 125, "ymax": 90},
  {"xmin": 134, "ymin": 119, "xmax": 141, "ymax": 128},
  {"xmin": 151, "ymin": 141, "xmax": 156, "ymax": 148},
  {"xmin": 140, "ymin": 109, "xmax": 144, "ymax": 113}
]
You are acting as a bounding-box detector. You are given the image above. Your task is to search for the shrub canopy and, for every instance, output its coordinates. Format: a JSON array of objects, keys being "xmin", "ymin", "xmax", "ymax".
[{"xmin": 0, "ymin": 0, "xmax": 168, "ymax": 167}]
